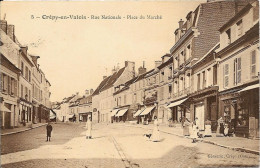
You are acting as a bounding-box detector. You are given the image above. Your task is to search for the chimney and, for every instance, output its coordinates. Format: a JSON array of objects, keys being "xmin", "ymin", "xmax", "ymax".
[
  {"xmin": 90, "ymin": 89, "xmax": 94, "ymax": 95},
  {"xmin": 138, "ymin": 66, "xmax": 147, "ymax": 75},
  {"xmin": 0, "ymin": 20, "xmax": 7, "ymax": 34},
  {"xmin": 103, "ymin": 76, "xmax": 107, "ymax": 80},
  {"xmin": 155, "ymin": 61, "xmax": 162, "ymax": 68},
  {"xmin": 30, "ymin": 55, "xmax": 40, "ymax": 66},
  {"xmin": 21, "ymin": 46, "xmax": 28, "ymax": 56},
  {"xmin": 7, "ymin": 25, "xmax": 15, "ymax": 42},
  {"xmin": 179, "ymin": 19, "xmax": 184, "ymax": 29},
  {"xmin": 161, "ymin": 53, "xmax": 171, "ymax": 63},
  {"xmin": 125, "ymin": 61, "xmax": 135, "ymax": 78},
  {"xmin": 111, "ymin": 66, "xmax": 117, "ymax": 74},
  {"xmin": 85, "ymin": 89, "xmax": 89, "ymax": 96}
]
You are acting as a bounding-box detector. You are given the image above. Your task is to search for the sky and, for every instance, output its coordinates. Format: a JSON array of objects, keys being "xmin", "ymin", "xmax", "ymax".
[{"xmin": 1, "ymin": 0, "xmax": 205, "ymax": 102}]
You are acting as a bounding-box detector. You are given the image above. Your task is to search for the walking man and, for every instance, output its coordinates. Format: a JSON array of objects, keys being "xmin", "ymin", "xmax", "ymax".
[{"xmin": 46, "ymin": 122, "xmax": 53, "ymax": 142}]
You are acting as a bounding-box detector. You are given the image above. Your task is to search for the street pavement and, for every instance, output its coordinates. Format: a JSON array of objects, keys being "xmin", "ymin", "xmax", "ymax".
[{"xmin": 1, "ymin": 122, "xmax": 259, "ymax": 168}]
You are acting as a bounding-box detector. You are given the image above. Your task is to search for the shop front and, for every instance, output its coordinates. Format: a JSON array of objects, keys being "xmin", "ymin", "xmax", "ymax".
[
  {"xmin": 167, "ymin": 98, "xmax": 189, "ymax": 125},
  {"xmin": 19, "ymin": 98, "xmax": 33, "ymax": 126},
  {"xmin": 79, "ymin": 112, "xmax": 92, "ymax": 122},
  {"xmin": 189, "ymin": 86, "xmax": 218, "ymax": 131},
  {"xmin": 1, "ymin": 103, "xmax": 12, "ymax": 129},
  {"xmin": 219, "ymin": 83, "xmax": 259, "ymax": 138},
  {"xmin": 115, "ymin": 108, "xmax": 129, "ymax": 122}
]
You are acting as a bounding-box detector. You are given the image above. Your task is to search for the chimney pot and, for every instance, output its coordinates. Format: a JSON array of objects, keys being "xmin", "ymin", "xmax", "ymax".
[
  {"xmin": 0, "ymin": 20, "xmax": 7, "ymax": 34},
  {"xmin": 179, "ymin": 19, "xmax": 184, "ymax": 29}
]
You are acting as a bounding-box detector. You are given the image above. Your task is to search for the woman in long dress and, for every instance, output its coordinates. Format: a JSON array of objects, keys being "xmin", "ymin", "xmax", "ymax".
[
  {"xmin": 86, "ymin": 117, "xmax": 92, "ymax": 139},
  {"xmin": 151, "ymin": 116, "xmax": 161, "ymax": 142},
  {"xmin": 191, "ymin": 117, "xmax": 199, "ymax": 143}
]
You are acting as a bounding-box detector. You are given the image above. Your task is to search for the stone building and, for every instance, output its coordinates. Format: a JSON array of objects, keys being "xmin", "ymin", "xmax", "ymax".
[{"xmin": 217, "ymin": 1, "xmax": 259, "ymax": 138}]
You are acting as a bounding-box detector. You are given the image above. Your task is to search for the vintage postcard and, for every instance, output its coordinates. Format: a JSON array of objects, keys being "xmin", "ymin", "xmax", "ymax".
[{"xmin": 0, "ymin": 0, "xmax": 259, "ymax": 167}]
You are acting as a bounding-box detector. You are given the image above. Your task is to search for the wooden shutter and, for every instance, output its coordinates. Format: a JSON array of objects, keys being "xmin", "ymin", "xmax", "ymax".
[
  {"xmin": 8, "ymin": 76, "xmax": 11, "ymax": 94},
  {"xmin": 237, "ymin": 58, "xmax": 241, "ymax": 83},
  {"xmin": 251, "ymin": 50, "xmax": 256, "ymax": 76},
  {"xmin": 224, "ymin": 64, "xmax": 229, "ymax": 87},
  {"xmin": 14, "ymin": 80, "xmax": 17, "ymax": 96},
  {"xmin": 0, "ymin": 73, "xmax": 3, "ymax": 92}
]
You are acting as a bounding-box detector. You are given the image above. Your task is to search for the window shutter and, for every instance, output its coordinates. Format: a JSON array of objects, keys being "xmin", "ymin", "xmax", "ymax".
[
  {"xmin": 224, "ymin": 64, "xmax": 229, "ymax": 87},
  {"xmin": 237, "ymin": 57, "xmax": 241, "ymax": 70},
  {"xmin": 225, "ymin": 64, "xmax": 229, "ymax": 75},
  {"xmin": 251, "ymin": 50, "xmax": 256, "ymax": 75},
  {"xmin": 8, "ymin": 76, "xmax": 11, "ymax": 94},
  {"xmin": 0, "ymin": 73, "xmax": 3, "ymax": 92},
  {"xmin": 14, "ymin": 80, "xmax": 17, "ymax": 96},
  {"xmin": 237, "ymin": 58, "xmax": 241, "ymax": 83}
]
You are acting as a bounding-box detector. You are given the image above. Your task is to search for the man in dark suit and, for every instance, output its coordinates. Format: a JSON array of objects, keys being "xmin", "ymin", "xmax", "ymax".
[{"xmin": 46, "ymin": 122, "xmax": 53, "ymax": 142}]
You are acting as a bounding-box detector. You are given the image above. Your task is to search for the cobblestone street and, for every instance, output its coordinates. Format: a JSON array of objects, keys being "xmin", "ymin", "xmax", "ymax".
[{"xmin": 1, "ymin": 123, "xmax": 259, "ymax": 168}]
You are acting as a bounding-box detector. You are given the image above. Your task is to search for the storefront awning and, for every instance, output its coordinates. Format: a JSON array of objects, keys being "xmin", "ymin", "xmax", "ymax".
[
  {"xmin": 238, "ymin": 84, "xmax": 259, "ymax": 93},
  {"xmin": 0, "ymin": 104, "xmax": 11, "ymax": 113},
  {"xmin": 115, "ymin": 109, "xmax": 128, "ymax": 117},
  {"xmin": 67, "ymin": 114, "xmax": 75, "ymax": 118},
  {"xmin": 111, "ymin": 109, "xmax": 120, "ymax": 116},
  {"xmin": 140, "ymin": 106, "xmax": 155, "ymax": 116},
  {"xmin": 133, "ymin": 109, "xmax": 144, "ymax": 117},
  {"xmin": 167, "ymin": 98, "xmax": 187, "ymax": 108}
]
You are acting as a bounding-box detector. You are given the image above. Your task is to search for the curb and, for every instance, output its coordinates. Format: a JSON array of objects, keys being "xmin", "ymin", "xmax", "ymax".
[
  {"xmin": 1, "ymin": 123, "xmax": 48, "ymax": 136},
  {"xmin": 125, "ymin": 124, "xmax": 260, "ymax": 155}
]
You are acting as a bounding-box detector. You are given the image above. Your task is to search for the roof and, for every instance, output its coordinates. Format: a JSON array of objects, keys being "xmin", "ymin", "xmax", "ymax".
[
  {"xmin": 99, "ymin": 67, "xmax": 126, "ymax": 92},
  {"xmin": 92, "ymin": 75, "xmax": 112, "ymax": 96},
  {"xmin": 219, "ymin": 3, "xmax": 252, "ymax": 32},
  {"xmin": 158, "ymin": 57, "xmax": 173, "ymax": 70},
  {"xmin": 63, "ymin": 95, "xmax": 76, "ymax": 103}
]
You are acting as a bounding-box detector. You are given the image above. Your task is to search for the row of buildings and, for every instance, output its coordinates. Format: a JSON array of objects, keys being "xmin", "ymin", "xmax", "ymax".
[
  {"xmin": 52, "ymin": 0, "xmax": 259, "ymax": 139},
  {"xmin": 89, "ymin": 0, "xmax": 259, "ymax": 139},
  {"xmin": 52, "ymin": 89, "xmax": 93, "ymax": 122},
  {"xmin": 0, "ymin": 20, "xmax": 51, "ymax": 129}
]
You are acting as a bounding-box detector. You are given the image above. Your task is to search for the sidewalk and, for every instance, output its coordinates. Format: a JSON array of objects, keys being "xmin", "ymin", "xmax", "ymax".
[
  {"xmin": 1, "ymin": 123, "xmax": 47, "ymax": 136},
  {"xmin": 121, "ymin": 122, "xmax": 260, "ymax": 155}
]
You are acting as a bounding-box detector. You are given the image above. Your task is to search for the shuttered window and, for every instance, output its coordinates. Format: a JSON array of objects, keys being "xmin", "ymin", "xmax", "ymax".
[
  {"xmin": 237, "ymin": 57, "xmax": 241, "ymax": 83},
  {"xmin": 224, "ymin": 64, "xmax": 229, "ymax": 88},
  {"xmin": 251, "ymin": 50, "xmax": 256, "ymax": 77},
  {"xmin": 0, "ymin": 73, "xmax": 3, "ymax": 92}
]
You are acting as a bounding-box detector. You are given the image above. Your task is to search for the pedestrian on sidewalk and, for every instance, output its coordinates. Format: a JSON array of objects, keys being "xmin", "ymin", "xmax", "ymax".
[
  {"xmin": 46, "ymin": 122, "xmax": 53, "ymax": 142},
  {"xmin": 191, "ymin": 117, "xmax": 199, "ymax": 143},
  {"xmin": 151, "ymin": 116, "xmax": 161, "ymax": 142},
  {"xmin": 86, "ymin": 116, "xmax": 92, "ymax": 139}
]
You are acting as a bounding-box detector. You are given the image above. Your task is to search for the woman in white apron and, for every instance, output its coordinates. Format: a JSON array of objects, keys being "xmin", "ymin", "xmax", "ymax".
[
  {"xmin": 151, "ymin": 116, "xmax": 161, "ymax": 142},
  {"xmin": 191, "ymin": 117, "xmax": 199, "ymax": 143},
  {"xmin": 86, "ymin": 117, "xmax": 92, "ymax": 139}
]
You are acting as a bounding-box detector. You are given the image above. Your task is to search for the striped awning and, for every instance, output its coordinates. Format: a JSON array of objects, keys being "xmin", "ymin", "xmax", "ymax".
[
  {"xmin": 111, "ymin": 109, "xmax": 120, "ymax": 116},
  {"xmin": 116, "ymin": 109, "xmax": 128, "ymax": 117},
  {"xmin": 140, "ymin": 106, "xmax": 155, "ymax": 116},
  {"xmin": 133, "ymin": 109, "xmax": 144, "ymax": 117},
  {"xmin": 238, "ymin": 84, "xmax": 259, "ymax": 93},
  {"xmin": 167, "ymin": 98, "xmax": 187, "ymax": 108}
]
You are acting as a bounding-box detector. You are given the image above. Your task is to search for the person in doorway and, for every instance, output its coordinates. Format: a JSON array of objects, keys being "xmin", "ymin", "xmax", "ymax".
[
  {"xmin": 151, "ymin": 116, "xmax": 161, "ymax": 142},
  {"xmin": 191, "ymin": 117, "xmax": 199, "ymax": 143},
  {"xmin": 86, "ymin": 116, "xmax": 92, "ymax": 139},
  {"xmin": 46, "ymin": 122, "xmax": 53, "ymax": 142}
]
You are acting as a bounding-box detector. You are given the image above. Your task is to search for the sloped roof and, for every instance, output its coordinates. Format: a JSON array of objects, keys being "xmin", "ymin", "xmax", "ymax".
[
  {"xmin": 63, "ymin": 95, "xmax": 76, "ymax": 103},
  {"xmin": 158, "ymin": 57, "xmax": 173, "ymax": 70},
  {"xmin": 92, "ymin": 75, "xmax": 112, "ymax": 96},
  {"xmin": 100, "ymin": 67, "xmax": 126, "ymax": 92}
]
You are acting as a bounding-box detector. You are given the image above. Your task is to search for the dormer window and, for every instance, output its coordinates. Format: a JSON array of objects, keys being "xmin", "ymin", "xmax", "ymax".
[
  {"xmin": 226, "ymin": 29, "xmax": 231, "ymax": 44},
  {"xmin": 236, "ymin": 20, "xmax": 243, "ymax": 37}
]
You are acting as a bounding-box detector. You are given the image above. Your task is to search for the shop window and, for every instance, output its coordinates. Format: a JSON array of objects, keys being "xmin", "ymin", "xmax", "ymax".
[{"xmin": 237, "ymin": 108, "xmax": 248, "ymax": 127}]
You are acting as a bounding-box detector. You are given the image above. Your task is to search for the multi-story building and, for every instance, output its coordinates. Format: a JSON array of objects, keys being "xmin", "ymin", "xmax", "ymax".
[
  {"xmin": 217, "ymin": 1, "xmax": 259, "ymax": 138},
  {"xmin": 189, "ymin": 44, "xmax": 219, "ymax": 131},
  {"xmin": 0, "ymin": 24, "xmax": 20, "ymax": 128},
  {"xmin": 157, "ymin": 54, "xmax": 173, "ymax": 124},
  {"xmin": 92, "ymin": 61, "xmax": 135, "ymax": 123},
  {"xmin": 0, "ymin": 20, "xmax": 51, "ymax": 129},
  {"xmin": 167, "ymin": 0, "xmax": 251, "ymax": 126}
]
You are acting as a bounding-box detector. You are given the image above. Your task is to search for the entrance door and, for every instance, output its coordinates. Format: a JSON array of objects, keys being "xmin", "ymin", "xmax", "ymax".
[
  {"xmin": 195, "ymin": 104, "xmax": 205, "ymax": 130},
  {"xmin": 5, "ymin": 112, "xmax": 11, "ymax": 128}
]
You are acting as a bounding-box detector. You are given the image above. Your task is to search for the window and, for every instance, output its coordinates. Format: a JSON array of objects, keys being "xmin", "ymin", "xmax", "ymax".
[
  {"xmin": 11, "ymin": 78, "xmax": 15, "ymax": 95},
  {"xmin": 197, "ymin": 74, "xmax": 201, "ymax": 90},
  {"xmin": 29, "ymin": 71, "xmax": 31, "ymax": 82},
  {"xmin": 21, "ymin": 62, "xmax": 24, "ymax": 76},
  {"xmin": 168, "ymin": 84, "xmax": 172, "ymax": 98},
  {"xmin": 226, "ymin": 29, "xmax": 231, "ymax": 44},
  {"xmin": 25, "ymin": 87, "xmax": 28, "ymax": 100},
  {"xmin": 29, "ymin": 90, "xmax": 31, "ymax": 102},
  {"xmin": 213, "ymin": 65, "xmax": 217, "ymax": 85},
  {"xmin": 202, "ymin": 71, "xmax": 206, "ymax": 89},
  {"xmin": 7, "ymin": 76, "xmax": 11, "ymax": 94},
  {"xmin": 161, "ymin": 71, "xmax": 164, "ymax": 82},
  {"xmin": 25, "ymin": 66, "xmax": 28, "ymax": 80},
  {"xmin": 234, "ymin": 58, "xmax": 241, "ymax": 85},
  {"xmin": 186, "ymin": 45, "xmax": 191, "ymax": 60},
  {"xmin": 2, "ymin": 74, "xmax": 8, "ymax": 92},
  {"xmin": 224, "ymin": 64, "xmax": 229, "ymax": 88},
  {"xmin": 21, "ymin": 84, "xmax": 24, "ymax": 98},
  {"xmin": 251, "ymin": 50, "xmax": 256, "ymax": 77},
  {"xmin": 236, "ymin": 20, "xmax": 243, "ymax": 37}
]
